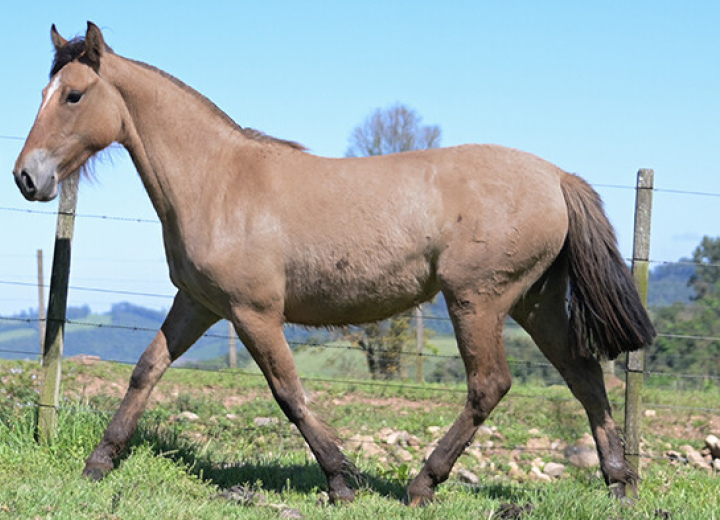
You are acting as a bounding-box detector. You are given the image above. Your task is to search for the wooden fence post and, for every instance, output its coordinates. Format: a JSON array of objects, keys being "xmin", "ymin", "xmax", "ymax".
[
  {"xmin": 601, "ymin": 359, "xmax": 615, "ymax": 385},
  {"xmin": 228, "ymin": 321, "xmax": 237, "ymax": 369},
  {"xmin": 38, "ymin": 172, "xmax": 79, "ymax": 443},
  {"xmin": 37, "ymin": 249, "xmax": 46, "ymax": 363},
  {"xmin": 624, "ymin": 168, "xmax": 654, "ymax": 491},
  {"xmin": 415, "ymin": 306, "xmax": 424, "ymax": 383}
]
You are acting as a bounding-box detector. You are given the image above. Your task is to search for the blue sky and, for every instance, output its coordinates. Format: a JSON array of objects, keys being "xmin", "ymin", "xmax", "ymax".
[{"xmin": 1, "ymin": 1, "xmax": 719, "ymax": 315}]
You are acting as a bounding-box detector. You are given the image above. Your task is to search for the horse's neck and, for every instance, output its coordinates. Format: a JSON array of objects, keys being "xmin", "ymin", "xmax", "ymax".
[{"xmin": 109, "ymin": 54, "xmax": 242, "ymax": 226}]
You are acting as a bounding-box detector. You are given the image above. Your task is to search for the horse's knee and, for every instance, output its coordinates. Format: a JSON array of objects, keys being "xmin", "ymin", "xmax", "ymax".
[
  {"xmin": 129, "ymin": 359, "xmax": 158, "ymax": 390},
  {"xmin": 129, "ymin": 343, "xmax": 171, "ymax": 391},
  {"xmin": 467, "ymin": 370, "xmax": 511, "ymax": 424},
  {"xmin": 271, "ymin": 385, "xmax": 307, "ymax": 424}
]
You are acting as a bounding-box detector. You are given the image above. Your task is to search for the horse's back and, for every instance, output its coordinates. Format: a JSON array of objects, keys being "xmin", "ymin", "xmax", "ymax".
[{"xmin": 278, "ymin": 144, "xmax": 569, "ymax": 324}]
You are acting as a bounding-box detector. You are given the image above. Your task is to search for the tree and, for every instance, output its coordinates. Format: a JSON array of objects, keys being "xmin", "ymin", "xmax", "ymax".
[
  {"xmin": 649, "ymin": 236, "xmax": 720, "ymax": 380},
  {"xmin": 346, "ymin": 103, "xmax": 441, "ymax": 157},
  {"xmin": 344, "ymin": 103, "xmax": 441, "ymax": 380},
  {"xmin": 689, "ymin": 236, "xmax": 720, "ymax": 300}
]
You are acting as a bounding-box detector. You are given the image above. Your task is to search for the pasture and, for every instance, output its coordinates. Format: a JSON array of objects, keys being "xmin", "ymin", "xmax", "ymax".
[{"xmin": 1, "ymin": 358, "xmax": 718, "ymax": 519}]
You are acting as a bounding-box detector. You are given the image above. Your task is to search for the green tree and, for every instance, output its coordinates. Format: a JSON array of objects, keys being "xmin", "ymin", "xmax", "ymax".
[
  {"xmin": 689, "ymin": 236, "xmax": 720, "ymax": 300},
  {"xmin": 649, "ymin": 236, "xmax": 720, "ymax": 381},
  {"xmin": 345, "ymin": 103, "xmax": 441, "ymax": 380}
]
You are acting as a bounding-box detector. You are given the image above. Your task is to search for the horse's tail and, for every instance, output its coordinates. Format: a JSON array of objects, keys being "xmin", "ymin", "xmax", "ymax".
[{"xmin": 560, "ymin": 172, "xmax": 656, "ymax": 360}]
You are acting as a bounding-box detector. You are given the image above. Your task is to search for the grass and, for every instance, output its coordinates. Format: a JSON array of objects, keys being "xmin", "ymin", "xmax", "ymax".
[{"xmin": 1, "ymin": 359, "xmax": 719, "ymax": 519}]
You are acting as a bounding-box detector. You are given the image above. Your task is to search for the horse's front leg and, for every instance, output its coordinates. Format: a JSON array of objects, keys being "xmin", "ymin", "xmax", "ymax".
[
  {"xmin": 232, "ymin": 307, "xmax": 355, "ymax": 503},
  {"xmin": 83, "ymin": 292, "xmax": 218, "ymax": 480}
]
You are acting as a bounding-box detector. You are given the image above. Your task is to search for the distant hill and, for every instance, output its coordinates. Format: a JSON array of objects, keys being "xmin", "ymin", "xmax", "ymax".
[
  {"xmin": 0, "ymin": 302, "xmax": 226, "ymax": 364},
  {"xmin": 647, "ymin": 259, "xmax": 696, "ymax": 307},
  {"xmin": 0, "ymin": 301, "xmax": 335, "ymax": 366}
]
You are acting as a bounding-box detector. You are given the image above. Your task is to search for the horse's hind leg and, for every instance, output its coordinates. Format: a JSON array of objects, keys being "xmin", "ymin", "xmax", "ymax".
[
  {"xmin": 511, "ymin": 258, "xmax": 636, "ymax": 498},
  {"xmin": 407, "ymin": 290, "xmax": 512, "ymax": 505},
  {"xmin": 83, "ymin": 292, "xmax": 218, "ymax": 479},
  {"xmin": 231, "ymin": 307, "xmax": 355, "ymax": 503}
]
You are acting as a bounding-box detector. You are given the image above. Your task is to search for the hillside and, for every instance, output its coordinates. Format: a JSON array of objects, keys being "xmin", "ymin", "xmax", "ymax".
[{"xmin": 0, "ymin": 303, "xmax": 236, "ymax": 364}]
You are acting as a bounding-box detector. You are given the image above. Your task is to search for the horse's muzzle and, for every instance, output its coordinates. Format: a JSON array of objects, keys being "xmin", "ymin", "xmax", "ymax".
[{"xmin": 13, "ymin": 149, "xmax": 59, "ymax": 201}]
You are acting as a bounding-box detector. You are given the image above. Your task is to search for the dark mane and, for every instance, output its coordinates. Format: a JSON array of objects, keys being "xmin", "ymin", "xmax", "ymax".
[
  {"xmin": 51, "ymin": 37, "xmax": 306, "ymax": 152},
  {"xmin": 240, "ymin": 128, "xmax": 309, "ymax": 150},
  {"xmin": 51, "ymin": 37, "xmax": 113, "ymax": 77}
]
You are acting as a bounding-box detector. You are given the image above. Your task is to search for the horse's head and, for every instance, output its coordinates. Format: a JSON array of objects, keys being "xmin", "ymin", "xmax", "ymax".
[{"xmin": 13, "ymin": 22, "xmax": 123, "ymax": 201}]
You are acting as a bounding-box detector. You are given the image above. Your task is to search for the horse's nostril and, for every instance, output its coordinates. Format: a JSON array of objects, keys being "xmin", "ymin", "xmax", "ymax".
[{"xmin": 21, "ymin": 170, "xmax": 37, "ymax": 194}]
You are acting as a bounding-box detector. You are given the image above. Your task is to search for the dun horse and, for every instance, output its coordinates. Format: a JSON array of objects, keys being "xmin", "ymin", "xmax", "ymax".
[{"xmin": 14, "ymin": 23, "xmax": 655, "ymax": 504}]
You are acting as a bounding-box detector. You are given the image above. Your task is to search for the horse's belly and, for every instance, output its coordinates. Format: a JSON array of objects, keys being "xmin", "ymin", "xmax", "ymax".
[{"xmin": 283, "ymin": 255, "xmax": 440, "ymax": 326}]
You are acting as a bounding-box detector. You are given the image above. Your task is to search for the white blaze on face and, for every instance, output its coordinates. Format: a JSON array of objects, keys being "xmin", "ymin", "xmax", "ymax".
[{"xmin": 39, "ymin": 74, "xmax": 62, "ymax": 115}]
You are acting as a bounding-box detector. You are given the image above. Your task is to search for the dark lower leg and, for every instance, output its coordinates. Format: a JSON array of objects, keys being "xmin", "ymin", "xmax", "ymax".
[
  {"xmin": 237, "ymin": 317, "xmax": 354, "ymax": 503},
  {"xmin": 516, "ymin": 314, "xmax": 636, "ymax": 496},
  {"xmin": 83, "ymin": 293, "xmax": 217, "ymax": 479},
  {"xmin": 273, "ymin": 383, "xmax": 355, "ymax": 503},
  {"xmin": 567, "ymin": 361, "xmax": 637, "ymax": 497},
  {"xmin": 512, "ymin": 270, "xmax": 636, "ymax": 498},
  {"xmin": 83, "ymin": 334, "xmax": 173, "ymax": 478},
  {"xmin": 407, "ymin": 302, "xmax": 510, "ymax": 505}
]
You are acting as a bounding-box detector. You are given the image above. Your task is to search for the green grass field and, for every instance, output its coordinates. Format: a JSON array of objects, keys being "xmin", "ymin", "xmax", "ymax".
[{"xmin": 1, "ymin": 359, "xmax": 718, "ymax": 519}]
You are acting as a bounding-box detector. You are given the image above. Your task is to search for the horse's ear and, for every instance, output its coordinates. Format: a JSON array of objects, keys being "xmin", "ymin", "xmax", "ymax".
[
  {"xmin": 50, "ymin": 24, "xmax": 67, "ymax": 52},
  {"xmin": 83, "ymin": 21, "xmax": 105, "ymax": 70}
]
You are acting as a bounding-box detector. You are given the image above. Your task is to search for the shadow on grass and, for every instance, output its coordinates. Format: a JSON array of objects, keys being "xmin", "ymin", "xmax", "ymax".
[
  {"xmin": 124, "ymin": 416, "xmax": 558, "ymax": 506},
  {"xmin": 127, "ymin": 420, "xmax": 408, "ymax": 500}
]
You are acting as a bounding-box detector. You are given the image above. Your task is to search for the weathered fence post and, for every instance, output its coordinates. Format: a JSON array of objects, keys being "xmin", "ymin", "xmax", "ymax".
[
  {"xmin": 415, "ymin": 306, "xmax": 424, "ymax": 383},
  {"xmin": 601, "ymin": 359, "xmax": 615, "ymax": 385},
  {"xmin": 37, "ymin": 249, "xmax": 46, "ymax": 363},
  {"xmin": 38, "ymin": 172, "xmax": 79, "ymax": 443},
  {"xmin": 624, "ymin": 168, "xmax": 653, "ymax": 489},
  {"xmin": 228, "ymin": 321, "xmax": 237, "ymax": 369}
]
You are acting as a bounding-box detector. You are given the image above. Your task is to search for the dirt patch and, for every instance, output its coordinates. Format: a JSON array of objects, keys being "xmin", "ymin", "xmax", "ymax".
[
  {"xmin": 65, "ymin": 368, "xmax": 265, "ymax": 410},
  {"xmin": 312, "ymin": 391, "xmax": 454, "ymax": 413},
  {"xmin": 72, "ymin": 373, "xmax": 127, "ymax": 400}
]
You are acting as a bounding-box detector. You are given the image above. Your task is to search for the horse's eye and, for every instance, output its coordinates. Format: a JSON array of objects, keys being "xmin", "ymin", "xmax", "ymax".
[{"xmin": 66, "ymin": 90, "xmax": 83, "ymax": 104}]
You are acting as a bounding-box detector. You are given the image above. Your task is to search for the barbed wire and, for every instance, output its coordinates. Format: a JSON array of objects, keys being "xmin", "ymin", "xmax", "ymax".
[
  {"xmin": 0, "ymin": 312, "xmax": 710, "ymax": 345},
  {"xmin": 594, "ymin": 183, "xmax": 720, "ymax": 199},
  {"xmin": 0, "ymin": 347, "xmax": 37, "ymax": 356},
  {"xmin": 3, "ymin": 314, "xmax": 719, "ymax": 390},
  {"xmin": 1, "ymin": 263, "xmax": 718, "ymax": 308},
  {"xmin": 0, "ymin": 205, "xmax": 159, "ymax": 224},
  {"xmin": 5, "ymin": 312, "xmax": 720, "ymax": 345},
  {"xmin": 0, "ymin": 279, "xmax": 174, "ymax": 300}
]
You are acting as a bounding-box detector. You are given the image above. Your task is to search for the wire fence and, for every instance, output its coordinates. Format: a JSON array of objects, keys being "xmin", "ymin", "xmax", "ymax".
[
  {"xmin": 1, "ymin": 283, "xmax": 720, "ymax": 382},
  {"xmin": 1, "ymin": 311, "xmax": 719, "ymax": 374}
]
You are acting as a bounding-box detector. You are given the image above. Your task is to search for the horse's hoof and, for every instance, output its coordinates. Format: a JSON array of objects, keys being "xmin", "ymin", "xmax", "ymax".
[
  {"xmin": 620, "ymin": 496, "xmax": 636, "ymax": 508},
  {"xmin": 328, "ymin": 487, "xmax": 355, "ymax": 504},
  {"xmin": 82, "ymin": 464, "xmax": 111, "ymax": 481},
  {"xmin": 405, "ymin": 492, "xmax": 434, "ymax": 507},
  {"xmin": 608, "ymin": 482, "xmax": 626, "ymax": 499}
]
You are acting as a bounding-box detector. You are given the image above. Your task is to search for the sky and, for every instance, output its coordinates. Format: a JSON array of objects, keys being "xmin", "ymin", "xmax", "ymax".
[{"xmin": 1, "ymin": 1, "xmax": 719, "ymax": 316}]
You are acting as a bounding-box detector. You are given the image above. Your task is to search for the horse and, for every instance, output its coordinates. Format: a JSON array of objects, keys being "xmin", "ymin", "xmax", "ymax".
[{"xmin": 13, "ymin": 22, "xmax": 655, "ymax": 505}]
